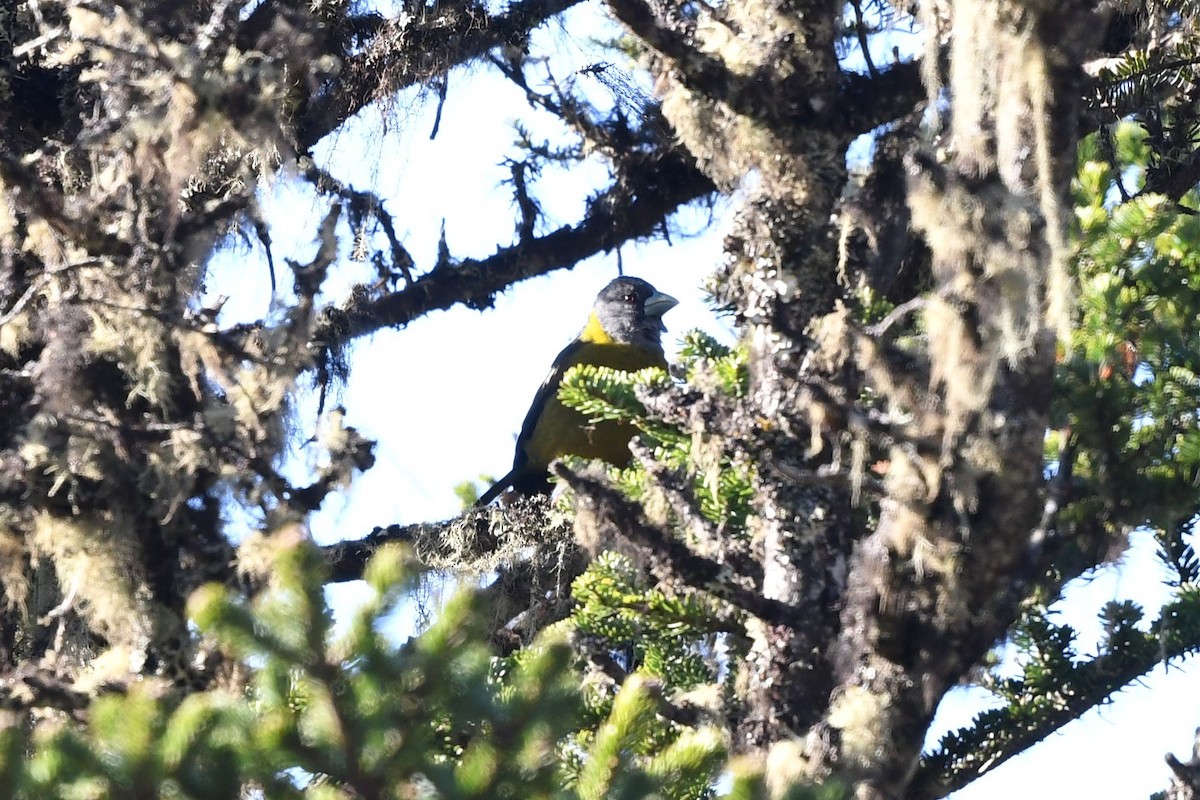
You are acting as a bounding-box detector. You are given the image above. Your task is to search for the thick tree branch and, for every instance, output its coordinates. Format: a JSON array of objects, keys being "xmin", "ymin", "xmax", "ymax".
[
  {"xmin": 310, "ymin": 148, "xmax": 713, "ymax": 349},
  {"xmin": 608, "ymin": 0, "xmax": 925, "ymax": 137},
  {"xmin": 293, "ymin": 0, "xmax": 581, "ymax": 150},
  {"xmin": 554, "ymin": 463, "xmax": 799, "ymax": 629},
  {"xmin": 837, "ymin": 60, "xmax": 926, "ymax": 135},
  {"xmin": 630, "ymin": 440, "xmax": 764, "ymax": 584},
  {"xmin": 818, "ymin": 0, "xmax": 1100, "ymax": 788},
  {"xmin": 319, "ymin": 496, "xmax": 568, "ymax": 583},
  {"xmin": 0, "ymin": 665, "xmax": 121, "ymax": 715},
  {"xmin": 604, "ymin": 0, "xmax": 752, "ymax": 112}
]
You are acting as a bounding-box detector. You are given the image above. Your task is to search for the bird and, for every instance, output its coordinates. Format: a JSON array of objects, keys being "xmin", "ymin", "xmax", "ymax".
[{"xmin": 476, "ymin": 276, "xmax": 678, "ymax": 506}]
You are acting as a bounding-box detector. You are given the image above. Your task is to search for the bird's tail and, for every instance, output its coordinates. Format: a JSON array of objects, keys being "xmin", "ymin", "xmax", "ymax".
[{"xmin": 474, "ymin": 468, "xmax": 516, "ymax": 507}]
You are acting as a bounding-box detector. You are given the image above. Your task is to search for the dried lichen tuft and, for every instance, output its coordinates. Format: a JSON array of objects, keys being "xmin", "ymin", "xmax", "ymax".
[
  {"xmin": 921, "ymin": 0, "xmax": 1073, "ymax": 348},
  {"xmin": 29, "ymin": 512, "xmax": 153, "ymax": 659},
  {"xmin": 827, "ymin": 683, "xmax": 894, "ymax": 771},
  {"xmin": 0, "ymin": 514, "xmax": 30, "ymax": 614}
]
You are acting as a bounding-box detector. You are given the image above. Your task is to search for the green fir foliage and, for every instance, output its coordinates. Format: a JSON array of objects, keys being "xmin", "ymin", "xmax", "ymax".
[
  {"xmin": 557, "ymin": 364, "xmax": 681, "ymax": 444},
  {"xmin": 572, "ymin": 551, "xmax": 723, "ymax": 687},
  {"xmin": 558, "ymin": 334, "xmax": 754, "ymax": 536},
  {"xmin": 556, "ymin": 338, "xmax": 758, "ymax": 800},
  {"xmin": 0, "ymin": 541, "xmax": 587, "ymax": 798},
  {"xmin": 925, "ymin": 590, "xmax": 1200, "ymax": 787},
  {"xmin": 574, "ymin": 676, "xmax": 725, "ymax": 800},
  {"xmin": 564, "ymin": 552, "xmax": 730, "ymax": 800},
  {"xmin": 0, "ymin": 539, "xmax": 830, "ymax": 799},
  {"xmin": 678, "ymin": 331, "xmax": 749, "ymax": 399},
  {"xmin": 923, "ymin": 121, "xmax": 1200, "ymax": 791},
  {"xmin": 1062, "ymin": 122, "xmax": 1200, "ymax": 568}
]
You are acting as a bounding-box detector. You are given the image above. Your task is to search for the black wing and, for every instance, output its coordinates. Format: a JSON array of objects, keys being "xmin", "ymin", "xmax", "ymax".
[
  {"xmin": 510, "ymin": 336, "xmax": 586, "ymax": 475},
  {"xmin": 475, "ymin": 337, "xmax": 584, "ymax": 505}
]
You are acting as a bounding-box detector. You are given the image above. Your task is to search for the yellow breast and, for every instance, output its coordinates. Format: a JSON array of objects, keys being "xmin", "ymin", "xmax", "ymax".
[{"xmin": 522, "ymin": 339, "xmax": 665, "ymax": 470}]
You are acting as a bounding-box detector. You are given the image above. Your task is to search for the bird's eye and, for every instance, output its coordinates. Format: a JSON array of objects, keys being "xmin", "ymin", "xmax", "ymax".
[{"xmin": 623, "ymin": 292, "xmax": 637, "ymax": 303}]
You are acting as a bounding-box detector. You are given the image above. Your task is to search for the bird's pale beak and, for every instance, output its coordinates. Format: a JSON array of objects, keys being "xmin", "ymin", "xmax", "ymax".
[{"xmin": 643, "ymin": 290, "xmax": 678, "ymax": 319}]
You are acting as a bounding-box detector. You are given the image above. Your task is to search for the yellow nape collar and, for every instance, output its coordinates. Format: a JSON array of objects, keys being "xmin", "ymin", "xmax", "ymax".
[{"xmin": 579, "ymin": 311, "xmax": 614, "ymax": 344}]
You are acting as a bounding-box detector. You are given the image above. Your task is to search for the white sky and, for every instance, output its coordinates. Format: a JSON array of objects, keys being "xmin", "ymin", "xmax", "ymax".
[{"xmin": 204, "ymin": 1, "xmax": 1200, "ymax": 795}]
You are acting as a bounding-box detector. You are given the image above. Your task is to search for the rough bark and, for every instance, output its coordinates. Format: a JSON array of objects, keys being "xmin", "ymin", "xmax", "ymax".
[
  {"xmin": 0, "ymin": 0, "xmax": 703, "ymax": 687},
  {"xmin": 584, "ymin": 0, "xmax": 1109, "ymax": 794},
  {"xmin": 1166, "ymin": 729, "xmax": 1200, "ymax": 800},
  {"xmin": 4, "ymin": 0, "xmax": 1198, "ymax": 797}
]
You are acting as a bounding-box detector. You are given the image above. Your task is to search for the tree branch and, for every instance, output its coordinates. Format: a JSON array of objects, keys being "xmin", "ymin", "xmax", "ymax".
[
  {"xmin": 837, "ymin": 60, "xmax": 926, "ymax": 135},
  {"xmin": 912, "ymin": 591, "xmax": 1200, "ymax": 798},
  {"xmin": 0, "ymin": 665, "xmax": 122, "ymax": 715},
  {"xmin": 554, "ymin": 464, "xmax": 799, "ymax": 629},
  {"xmin": 319, "ymin": 496, "xmax": 568, "ymax": 583},
  {"xmin": 293, "ymin": 0, "xmax": 582, "ymax": 150},
  {"xmin": 1165, "ymin": 728, "xmax": 1200, "ymax": 800},
  {"xmin": 607, "ymin": 0, "xmax": 925, "ymax": 137},
  {"xmin": 310, "ymin": 147, "xmax": 713, "ymax": 350}
]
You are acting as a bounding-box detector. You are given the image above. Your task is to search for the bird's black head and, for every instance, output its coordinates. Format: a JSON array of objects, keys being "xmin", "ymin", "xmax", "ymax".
[{"xmin": 591, "ymin": 276, "xmax": 678, "ymax": 351}]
